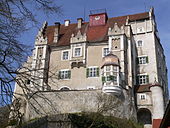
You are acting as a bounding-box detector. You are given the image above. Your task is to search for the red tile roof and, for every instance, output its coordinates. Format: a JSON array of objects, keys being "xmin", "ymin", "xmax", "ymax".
[
  {"xmin": 153, "ymin": 119, "xmax": 162, "ymax": 128},
  {"xmin": 135, "ymin": 84, "xmax": 151, "ymax": 93},
  {"xmin": 160, "ymin": 100, "xmax": 170, "ymax": 128},
  {"xmin": 46, "ymin": 12, "xmax": 149, "ymax": 46}
]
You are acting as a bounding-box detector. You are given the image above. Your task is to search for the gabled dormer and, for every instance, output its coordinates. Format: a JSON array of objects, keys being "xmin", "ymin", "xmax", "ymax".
[
  {"xmin": 35, "ymin": 21, "xmax": 48, "ymax": 45},
  {"xmin": 70, "ymin": 30, "xmax": 87, "ymax": 68},
  {"xmin": 70, "ymin": 30, "xmax": 87, "ymax": 43},
  {"xmin": 108, "ymin": 23, "xmax": 125, "ymax": 36},
  {"xmin": 32, "ymin": 21, "xmax": 50, "ymax": 91}
]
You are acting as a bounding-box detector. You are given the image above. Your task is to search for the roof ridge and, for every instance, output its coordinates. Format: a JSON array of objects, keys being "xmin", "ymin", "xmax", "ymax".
[{"xmin": 47, "ymin": 12, "xmax": 149, "ymax": 27}]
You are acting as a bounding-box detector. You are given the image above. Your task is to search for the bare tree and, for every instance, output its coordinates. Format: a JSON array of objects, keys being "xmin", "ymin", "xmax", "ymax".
[{"xmin": 0, "ymin": 0, "xmax": 62, "ymax": 127}]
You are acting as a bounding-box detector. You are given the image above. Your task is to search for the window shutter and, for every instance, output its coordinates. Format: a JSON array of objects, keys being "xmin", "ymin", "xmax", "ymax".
[
  {"xmin": 68, "ymin": 70, "xmax": 71, "ymax": 79},
  {"xmin": 102, "ymin": 76, "xmax": 105, "ymax": 82},
  {"xmin": 136, "ymin": 76, "xmax": 139, "ymax": 85},
  {"xmin": 136, "ymin": 57, "xmax": 139, "ymax": 64},
  {"xmin": 146, "ymin": 75, "xmax": 149, "ymax": 83},
  {"xmin": 58, "ymin": 71, "xmax": 61, "ymax": 79},
  {"xmin": 146, "ymin": 56, "xmax": 149, "ymax": 63},
  {"xmin": 97, "ymin": 67, "xmax": 99, "ymax": 76},
  {"xmin": 86, "ymin": 68, "xmax": 89, "ymax": 78}
]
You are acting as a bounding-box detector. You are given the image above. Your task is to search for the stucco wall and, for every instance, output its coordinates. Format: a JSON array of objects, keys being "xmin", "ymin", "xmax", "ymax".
[
  {"xmin": 133, "ymin": 32, "xmax": 157, "ymax": 84},
  {"xmin": 48, "ymin": 42, "xmax": 128, "ymax": 90}
]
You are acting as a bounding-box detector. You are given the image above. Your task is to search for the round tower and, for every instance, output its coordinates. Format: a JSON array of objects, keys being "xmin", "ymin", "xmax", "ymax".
[
  {"xmin": 150, "ymin": 83, "xmax": 164, "ymax": 119},
  {"xmin": 101, "ymin": 53, "xmax": 122, "ymax": 95}
]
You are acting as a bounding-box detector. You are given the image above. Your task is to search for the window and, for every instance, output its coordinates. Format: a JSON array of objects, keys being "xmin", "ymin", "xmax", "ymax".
[
  {"xmin": 137, "ymin": 27, "xmax": 144, "ymax": 33},
  {"xmin": 140, "ymin": 94, "xmax": 146, "ymax": 100},
  {"xmin": 106, "ymin": 66, "xmax": 111, "ymax": 72},
  {"xmin": 137, "ymin": 40, "xmax": 143, "ymax": 47},
  {"xmin": 74, "ymin": 47, "xmax": 82, "ymax": 57},
  {"xmin": 103, "ymin": 48, "xmax": 109, "ymax": 56},
  {"xmin": 59, "ymin": 70, "xmax": 71, "ymax": 79},
  {"xmin": 62, "ymin": 51, "xmax": 69, "ymax": 60},
  {"xmin": 37, "ymin": 47, "xmax": 43, "ymax": 58},
  {"xmin": 113, "ymin": 66, "xmax": 118, "ymax": 72},
  {"xmin": 137, "ymin": 56, "xmax": 148, "ymax": 64},
  {"xmin": 87, "ymin": 67, "xmax": 99, "ymax": 77},
  {"xmin": 102, "ymin": 75, "xmax": 117, "ymax": 84},
  {"xmin": 106, "ymin": 76, "xmax": 111, "ymax": 81},
  {"xmin": 137, "ymin": 74, "xmax": 149, "ymax": 85}
]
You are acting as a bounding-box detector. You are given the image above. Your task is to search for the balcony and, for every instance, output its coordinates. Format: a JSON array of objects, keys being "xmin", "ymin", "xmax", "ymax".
[{"xmin": 102, "ymin": 85, "xmax": 122, "ymax": 95}]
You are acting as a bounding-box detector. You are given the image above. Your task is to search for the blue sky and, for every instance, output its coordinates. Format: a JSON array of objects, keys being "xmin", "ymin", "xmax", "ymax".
[{"xmin": 21, "ymin": 0, "xmax": 170, "ymax": 94}]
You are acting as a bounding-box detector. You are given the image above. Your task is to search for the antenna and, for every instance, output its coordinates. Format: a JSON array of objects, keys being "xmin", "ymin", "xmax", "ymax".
[
  {"xmin": 84, "ymin": 6, "xmax": 86, "ymax": 22},
  {"xmin": 144, "ymin": 0, "xmax": 146, "ymax": 12}
]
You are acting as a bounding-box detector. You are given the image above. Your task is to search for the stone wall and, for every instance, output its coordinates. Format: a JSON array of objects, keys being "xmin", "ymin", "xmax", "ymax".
[{"xmin": 25, "ymin": 89, "xmax": 137, "ymax": 121}]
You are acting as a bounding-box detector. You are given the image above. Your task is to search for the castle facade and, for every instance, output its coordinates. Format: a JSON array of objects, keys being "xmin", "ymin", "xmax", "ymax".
[{"xmin": 14, "ymin": 8, "xmax": 169, "ymax": 128}]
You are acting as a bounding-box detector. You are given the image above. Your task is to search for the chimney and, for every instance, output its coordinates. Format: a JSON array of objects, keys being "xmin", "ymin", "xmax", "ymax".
[
  {"xmin": 149, "ymin": 7, "xmax": 154, "ymax": 20},
  {"xmin": 54, "ymin": 22, "xmax": 60, "ymax": 43},
  {"xmin": 126, "ymin": 16, "xmax": 129, "ymax": 25},
  {"xmin": 64, "ymin": 20, "xmax": 70, "ymax": 26},
  {"xmin": 77, "ymin": 18, "xmax": 83, "ymax": 29}
]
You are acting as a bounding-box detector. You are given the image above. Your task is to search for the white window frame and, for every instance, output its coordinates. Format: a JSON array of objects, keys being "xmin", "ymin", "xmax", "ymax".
[
  {"xmin": 102, "ymin": 47, "xmax": 109, "ymax": 57},
  {"xmin": 138, "ymin": 55, "xmax": 148, "ymax": 64},
  {"xmin": 59, "ymin": 69, "xmax": 70, "ymax": 80},
  {"xmin": 137, "ymin": 40, "xmax": 143, "ymax": 47},
  {"xmin": 73, "ymin": 47, "xmax": 82, "ymax": 57},
  {"xmin": 106, "ymin": 65, "xmax": 111, "ymax": 72},
  {"xmin": 61, "ymin": 50, "xmax": 69, "ymax": 60},
  {"xmin": 139, "ymin": 93, "xmax": 146, "ymax": 100},
  {"xmin": 87, "ymin": 66, "xmax": 99, "ymax": 78},
  {"xmin": 137, "ymin": 73, "xmax": 149, "ymax": 85}
]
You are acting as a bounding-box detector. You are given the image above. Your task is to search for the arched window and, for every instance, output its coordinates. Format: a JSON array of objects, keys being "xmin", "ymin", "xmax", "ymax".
[
  {"xmin": 137, "ymin": 108, "xmax": 152, "ymax": 125},
  {"xmin": 60, "ymin": 86, "xmax": 70, "ymax": 91}
]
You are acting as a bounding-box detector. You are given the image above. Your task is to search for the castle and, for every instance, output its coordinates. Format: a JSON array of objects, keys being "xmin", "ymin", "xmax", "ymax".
[{"xmin": 13, "ymin": 8, "xmax": 169, "ymax": 128}]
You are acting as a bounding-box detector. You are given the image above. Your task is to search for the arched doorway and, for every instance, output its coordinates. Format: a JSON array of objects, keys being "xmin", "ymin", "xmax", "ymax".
[{"xmin": 137, "ymin": 108, "xmax": 152, "ymax": 125}]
